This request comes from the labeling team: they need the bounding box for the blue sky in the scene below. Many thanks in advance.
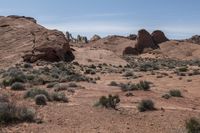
[0,0,200,39]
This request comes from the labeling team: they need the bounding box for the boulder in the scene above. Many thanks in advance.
[123,47,138,55]
[186,35,200,45]
[90,35,101,42]
[0,16,74,63]
[77,35,88,43]
[135,29,158,53]
[151,30,169,45]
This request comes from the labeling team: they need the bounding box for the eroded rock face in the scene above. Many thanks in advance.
[151,30,169,45]
[0,15,74,63]
[127,34,137,40]
[186,35,200,45]
[135,29,158,53]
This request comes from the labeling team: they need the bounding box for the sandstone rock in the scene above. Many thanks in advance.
[7,15,37,23]
[127,34,137,40]
[90,35,101,42]
[135,29,158,53]
[186,35,200,45]
[123,47,138,55]
[151,30,169,45]
[0,16,74,63]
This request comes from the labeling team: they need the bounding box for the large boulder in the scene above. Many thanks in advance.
[151,30,169,45]
[123,47,138,55]
[0,15,74,64]
[186,35,200,45]
[135,29,158,53]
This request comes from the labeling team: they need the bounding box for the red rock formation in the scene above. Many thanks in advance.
[151,30,169,45]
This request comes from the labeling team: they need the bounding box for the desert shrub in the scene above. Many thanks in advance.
[23,63,32,68]
[123,71,134,77]
[51,92,68,102]
[178,66,188,72]
[119,82,138,92]
[139,62,159,72]
[0,102,35,123]
[109,81,118,86]
[2,68,26,86]
[0,94,9,103]
[162,94,171,99]
[186,117,200,133]
[35,94,47,105]
[85,68,96,75]
[137,99,155,112]
[68,82,78,88]
[11,82,25,91]
[24,88,50,100]
[54,84,68,91]
[95,95,120,109]
[137,81,150,91]
[169,89,182,97]
[46,82,58,88]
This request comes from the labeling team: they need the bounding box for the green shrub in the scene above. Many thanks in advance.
[85,68,96,75]
[0,102,35,123]
[46,82,58,88]
[169,89,182,97]
[123,71,134,77]
[35,94,47,105]
[186,117,200,133]
[11,82,25,91]
[68,82,78,88]
[119,83,138,91]
[24,88,50,100]
[95,95,120,109]
[51,92,68,102]
[137,99,155,112]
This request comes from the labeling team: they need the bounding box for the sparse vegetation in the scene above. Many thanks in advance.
[137,99,155,112]
[169,89,182,97]
[186,117,200,133]
[24,88,50,100]
[35,94,47,105]
[51,92,68,102]
[0,102,35,123]
[109,81,118,86]
[11,82,25,91]
[95,95,120,109]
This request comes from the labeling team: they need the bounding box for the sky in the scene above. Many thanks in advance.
[0,0,200,39]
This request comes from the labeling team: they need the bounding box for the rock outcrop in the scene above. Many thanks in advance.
[135,29,158,53]
[127,34,137,40]
[90,35,101,42]
[123,47,138,55]
[151,30,169,45]
[0,15,74,63]
[186,35,200,45]
[77,35,88,43]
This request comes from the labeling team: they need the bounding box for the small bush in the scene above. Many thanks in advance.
[24,88,50,100]
[137,81,150,91]
[119,83,138,92]
[51,92,68,103]
[186,117,200,133]
[11,82,25,91]
[95,95,120,109]
[68,82,78,88]
[162,94,171,99]
[137,99,155,112]
[123,71,134,77]
[35,94,47,105]
[46,82,58,88]
[169,89,182,97]
[109,81,118,86]
[0,102,35,123]
[178,66,188,72]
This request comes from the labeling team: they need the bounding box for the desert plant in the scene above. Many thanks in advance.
[46,82,58,88]
[169,89,182,97]
[51,92,68,102]
[11,82,25,91]
[186,117,200,133]
[119,82,138,91]
[24,88,50,100]
[162,94,171,99]
[95,95,120,109]
[35,94,47,105]
[137,99,155,112]
[68,82,78,88]
[137,81,150,91]
[178,66,188,72]
[0,102,35,123]
[109,81,118,86]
